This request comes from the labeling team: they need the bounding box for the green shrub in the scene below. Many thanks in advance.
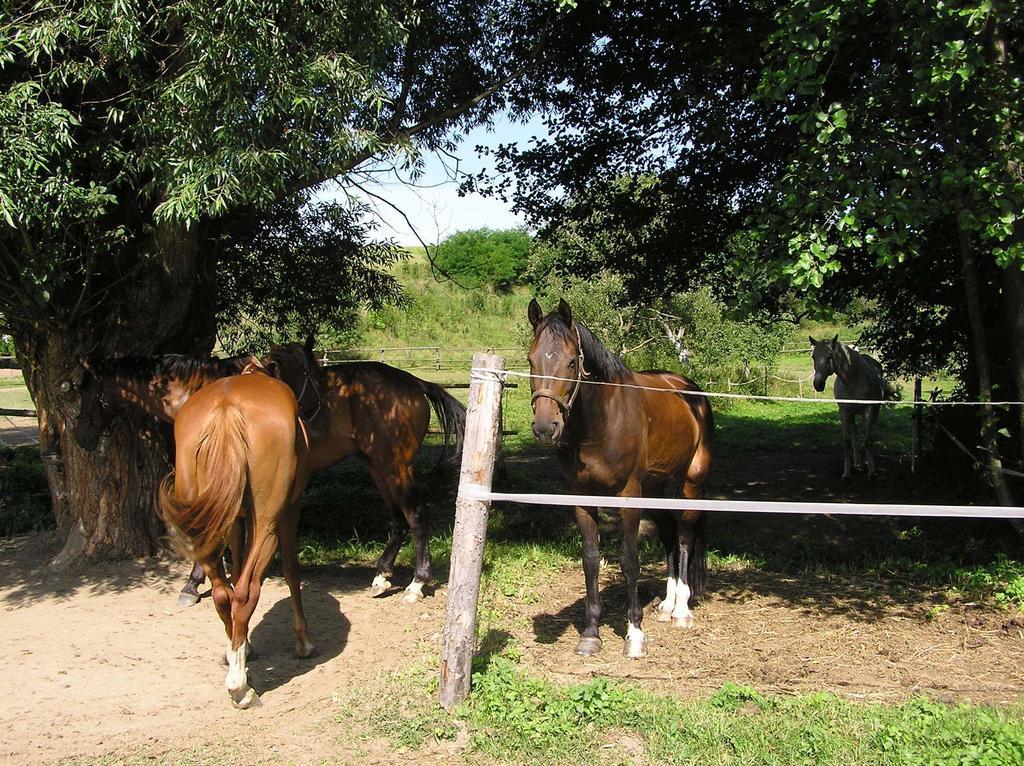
[432,228,532,291]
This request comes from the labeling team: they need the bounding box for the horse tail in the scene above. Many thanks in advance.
[688,512,708,602]
[417,379,467,470]
[160,401,250,562]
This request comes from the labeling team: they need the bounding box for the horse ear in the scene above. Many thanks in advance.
[831,334,839,347]
[557,298,572,323]
[303,332,315,356]
[528,298,544,328]
[808,335,817,346]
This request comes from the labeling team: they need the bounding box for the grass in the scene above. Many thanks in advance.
[335,653,1024,766]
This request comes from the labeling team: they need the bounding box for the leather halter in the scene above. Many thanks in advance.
[293,356,324,422]
[530,323,589,418]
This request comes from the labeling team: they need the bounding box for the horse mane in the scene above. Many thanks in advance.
[162,354,251,380]
[540,315,632,382]
[94,354,250,382]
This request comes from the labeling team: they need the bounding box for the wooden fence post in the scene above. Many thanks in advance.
[439,352,505,711]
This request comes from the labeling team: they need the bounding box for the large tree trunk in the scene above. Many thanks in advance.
[1002,265,1024,462]
[13,223,217,566]
[957,212,1017,508]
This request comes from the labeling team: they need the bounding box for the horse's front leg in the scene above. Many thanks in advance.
[619,507,647,658]
[840,409,854,480]
[574,505,603,656]
[863,404,879,478]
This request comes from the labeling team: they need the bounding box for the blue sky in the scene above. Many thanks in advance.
[318,114,547,246]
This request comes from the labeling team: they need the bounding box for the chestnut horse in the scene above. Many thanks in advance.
[527,299,713,658]
[265,343,466,602]
[160,372,311,708]
[72,353,258,605]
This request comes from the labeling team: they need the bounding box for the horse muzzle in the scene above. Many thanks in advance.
[531,416,563,446]
[812,375,826,393]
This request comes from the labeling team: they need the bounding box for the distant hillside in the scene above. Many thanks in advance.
[351,249,532,360]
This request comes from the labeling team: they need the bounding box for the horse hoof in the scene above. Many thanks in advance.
[671,615,694,629]
[655,608,673,623]
[400,588,425,604]
[176,592,200,608]
[231,686,260,710]
[369,575,392,597]
[295,640,316,659]
[622,638,648,659]
[574,637,603,656]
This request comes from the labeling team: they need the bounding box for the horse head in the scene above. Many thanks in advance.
[808,334,840,392]
[263,339,325,422]
[527,298,587,446]
[72,356,115,451]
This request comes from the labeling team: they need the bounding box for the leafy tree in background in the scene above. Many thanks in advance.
[485,0,1024,499]
[755,0,1024,499]
[479,0,793,303]
[433,227,532,291]
[0,0,555,562]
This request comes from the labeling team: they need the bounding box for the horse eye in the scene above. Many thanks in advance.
[568,358,577,369]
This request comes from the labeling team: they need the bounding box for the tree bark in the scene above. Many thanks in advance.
[956,212,1017,507]
[13,222,217,565]
[990,11,1024,465]
[1002,265,1024,462]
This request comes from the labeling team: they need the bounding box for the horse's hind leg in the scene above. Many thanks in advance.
[375,462,430,604]
[226,526,279,709]
[370,505,408,597]
[279,501,315,658]
[650,511,678,623]
[201,557,233,640]
[619,506,648,658]
[671,449,710,629]
[177,561,206,608]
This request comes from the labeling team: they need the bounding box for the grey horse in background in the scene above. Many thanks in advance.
[809,335,895,479]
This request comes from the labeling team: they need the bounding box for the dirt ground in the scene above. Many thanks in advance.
[2,447,1023,765]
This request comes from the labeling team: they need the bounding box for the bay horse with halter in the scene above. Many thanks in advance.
[160,370,312,708]
[265,343,466,602]
[809,335,894,479]
[528,299,713,658]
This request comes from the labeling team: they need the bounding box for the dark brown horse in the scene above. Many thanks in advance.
[527,299,713,658]
[265,342,466,602]
[160,371,311,708]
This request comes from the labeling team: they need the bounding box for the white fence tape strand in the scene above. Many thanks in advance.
[459,485,1024,519]
[473,368,1024,408]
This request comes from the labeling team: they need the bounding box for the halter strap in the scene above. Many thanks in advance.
[531,323,589,418]
[294,354,324,422]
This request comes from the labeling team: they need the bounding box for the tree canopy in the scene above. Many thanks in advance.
[0,0,559,560]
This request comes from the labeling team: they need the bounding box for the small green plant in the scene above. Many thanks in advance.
[953,555,1024,611]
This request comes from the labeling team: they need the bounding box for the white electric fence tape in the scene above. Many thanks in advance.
[459,485,1024,519]
[470,367,1024,408]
